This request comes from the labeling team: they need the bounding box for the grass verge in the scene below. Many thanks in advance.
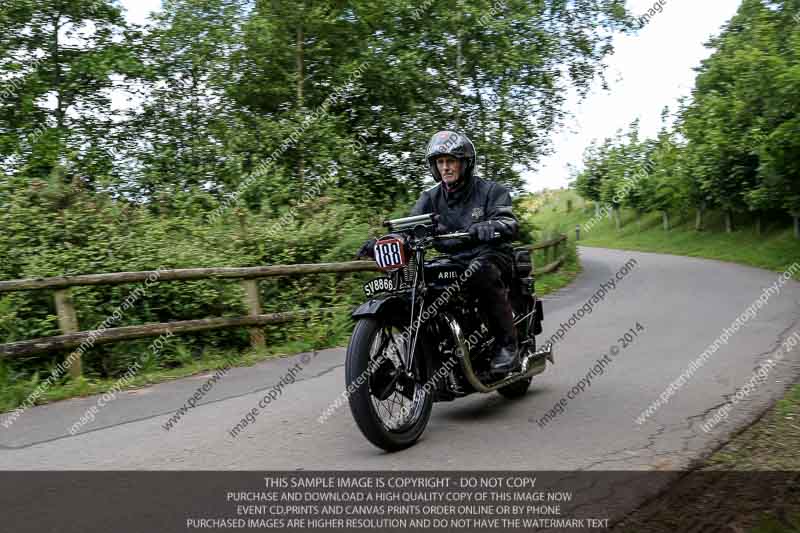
[613,383,800,532]
[524,190,800,279]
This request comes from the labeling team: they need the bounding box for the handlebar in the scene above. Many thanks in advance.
[435,231,501,240]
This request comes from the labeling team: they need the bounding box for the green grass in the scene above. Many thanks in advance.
[0,343,312,414]
[533,238,581,296]
[524,191,800,279]
[750,515,800,533]
[704,383,800,471]
[690,383,800,531]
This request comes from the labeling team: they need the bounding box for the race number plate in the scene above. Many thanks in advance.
[363,277,397,298]
[373,238,407,271]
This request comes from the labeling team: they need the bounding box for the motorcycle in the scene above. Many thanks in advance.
[346,213,554,451]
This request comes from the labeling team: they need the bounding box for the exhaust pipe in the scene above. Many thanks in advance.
[443,314,554,394]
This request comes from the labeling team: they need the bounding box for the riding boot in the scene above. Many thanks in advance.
[484,286,519,374]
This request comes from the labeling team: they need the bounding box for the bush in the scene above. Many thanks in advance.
[0,181,382,388]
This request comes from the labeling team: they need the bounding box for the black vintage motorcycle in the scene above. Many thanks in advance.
[346,213,554,451]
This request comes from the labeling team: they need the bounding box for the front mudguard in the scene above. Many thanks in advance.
[351,295,409,321]
[351,295,433,382]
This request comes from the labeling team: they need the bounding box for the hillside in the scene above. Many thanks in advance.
[523,189,800,279]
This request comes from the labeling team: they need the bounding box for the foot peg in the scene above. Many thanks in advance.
[533,342,554,364]
[490,345,520,375]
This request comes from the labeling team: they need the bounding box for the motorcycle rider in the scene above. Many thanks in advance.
[358,131,520,374]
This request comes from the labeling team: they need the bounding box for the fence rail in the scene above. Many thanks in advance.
[0,235,569,373]
[0,262,381,293]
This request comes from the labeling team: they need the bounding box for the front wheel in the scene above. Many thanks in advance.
[346,318,433,452]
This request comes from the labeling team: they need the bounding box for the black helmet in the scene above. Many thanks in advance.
[425,131,477,183]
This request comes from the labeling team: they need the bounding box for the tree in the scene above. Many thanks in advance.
[0,0,138,187]
[681,0,790,233]
[640,108,686,230]
[121,0,247,206]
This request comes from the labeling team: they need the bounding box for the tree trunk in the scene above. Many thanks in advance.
[295,21,305,187]
[695,201,705,231]
[613,206,621,231]
[190,66,199,181]
[237,211,249,244]
[725,210,733,233]
[755,214,762,236]
[472,71,489,172]
[497,81,508,177]
[794,214,799,240]
[52,11,65,168]
[662,211,670,231]
[455,27,463,129]
[595,203,600,217]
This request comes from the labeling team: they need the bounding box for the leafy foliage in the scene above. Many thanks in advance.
[573,0,800,229]
[0,0,630,394]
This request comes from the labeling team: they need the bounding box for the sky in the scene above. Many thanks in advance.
[522,0,743,192]
[118,0,743,193]
[120,0,162,25]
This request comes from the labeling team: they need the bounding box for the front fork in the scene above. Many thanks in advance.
[403,248,427,375]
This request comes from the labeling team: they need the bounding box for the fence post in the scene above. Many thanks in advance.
[54,289,81,378]
[546,234,553,264]
[241,280,267,351]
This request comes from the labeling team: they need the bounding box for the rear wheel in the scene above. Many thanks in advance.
[346,318,433,452]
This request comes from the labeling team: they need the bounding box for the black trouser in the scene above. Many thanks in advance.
[463,253,516,348]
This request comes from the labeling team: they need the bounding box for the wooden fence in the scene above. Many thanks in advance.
[0,235,568,377]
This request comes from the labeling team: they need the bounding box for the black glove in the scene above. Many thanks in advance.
[469,221,500,242]
[356,238,377,259]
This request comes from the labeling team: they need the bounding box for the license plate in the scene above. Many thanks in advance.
[363,277,397,298]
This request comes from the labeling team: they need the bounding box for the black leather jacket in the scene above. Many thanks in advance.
[410,175,519,261]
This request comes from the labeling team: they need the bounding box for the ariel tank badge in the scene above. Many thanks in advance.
[471,207,484,221]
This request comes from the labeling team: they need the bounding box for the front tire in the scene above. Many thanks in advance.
[346,318,433,452]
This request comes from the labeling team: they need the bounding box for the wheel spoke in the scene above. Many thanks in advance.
[366,322,428,432]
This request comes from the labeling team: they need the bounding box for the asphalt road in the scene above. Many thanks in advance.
[2,246,799,471]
